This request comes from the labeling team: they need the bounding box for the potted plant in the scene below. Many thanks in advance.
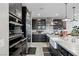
[71,26,79,36]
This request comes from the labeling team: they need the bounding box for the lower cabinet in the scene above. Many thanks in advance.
[21,40,27,55]
[57,44,68,56]
[57,44,73,56]
[49,43,73,56]
[32,34,49,42]
[9,39,27,56]
[49,43,63,56]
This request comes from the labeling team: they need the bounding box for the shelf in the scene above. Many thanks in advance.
[9,4,24,56]
[9,12,22,21]
[9,31,24,36]
[15,42,23,48]
[21,37,27,42]
[9,39,22,48]
[9,38,27,48]
[9,15,22,24]
[9,47,18,55]
[9,21,22,26]
[10,47,22,56]
[9,34,23,40]
[9,14,17,20]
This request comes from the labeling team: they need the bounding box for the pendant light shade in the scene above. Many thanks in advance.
[63,3,69,21]
[51,19,53,25]
[73,7,75,21]
[71,6,78,21]
[65,3,67,19]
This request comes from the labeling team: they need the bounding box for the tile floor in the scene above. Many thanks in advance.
[26,42,49,56]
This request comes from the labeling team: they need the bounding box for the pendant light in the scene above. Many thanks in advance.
[51,19,53,25]
[63,3,69,21]
[71,6,78,21]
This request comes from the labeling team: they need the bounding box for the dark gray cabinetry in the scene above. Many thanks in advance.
[49,43,62,56]
[32,19,37,29]
[53,19,66,30]
[9,3,27,56]
[57,44,68,56]
[9,3,16,15]
[32,34,39,42]
[9,3,22,19]
[16,4,22,19]
[21,39,27,55]
[22,6,32,54]
[32,19,46,30]
[57,44,73,56]
[49,43,73,56]
[32,34,48,42]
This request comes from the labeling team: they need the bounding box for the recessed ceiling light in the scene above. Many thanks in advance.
[55,13,59,16]
[40,8,44,10]
[37,13,40,16]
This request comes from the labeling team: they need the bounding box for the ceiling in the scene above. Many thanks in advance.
[22,3,79,19]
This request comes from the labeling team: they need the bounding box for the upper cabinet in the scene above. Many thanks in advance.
[32,19,37,29]
[32,19,46,30]
[53,19,66,30]
[9,3,22,19]
[16,3,22,19]
[9,3,16,15]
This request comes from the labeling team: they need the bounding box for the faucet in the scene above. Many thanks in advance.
[71,38,76,43]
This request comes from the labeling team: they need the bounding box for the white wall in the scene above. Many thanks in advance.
[0,3,9,56]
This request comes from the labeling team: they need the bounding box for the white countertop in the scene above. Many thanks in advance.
[57,40,79,56]
[47,34,79,56]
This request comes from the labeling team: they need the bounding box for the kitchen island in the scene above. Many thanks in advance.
[47,34,79,56]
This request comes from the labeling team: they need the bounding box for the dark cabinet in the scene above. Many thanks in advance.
[32,19,46,30]
[21,40,27,55]
[49,43,73,56]
[32,34,40,42]
[49,43,62,56]
[53,19,66,30]
[32,34,38,42]
[9,3,28,56]
[32,34,48,42]
[57,44,73,56]
[9,3,16,15]
[32,19,37,29]
[22,6,32,54]
[9,3,22,19]
[57,44,68,56]
[16,3,22,19]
